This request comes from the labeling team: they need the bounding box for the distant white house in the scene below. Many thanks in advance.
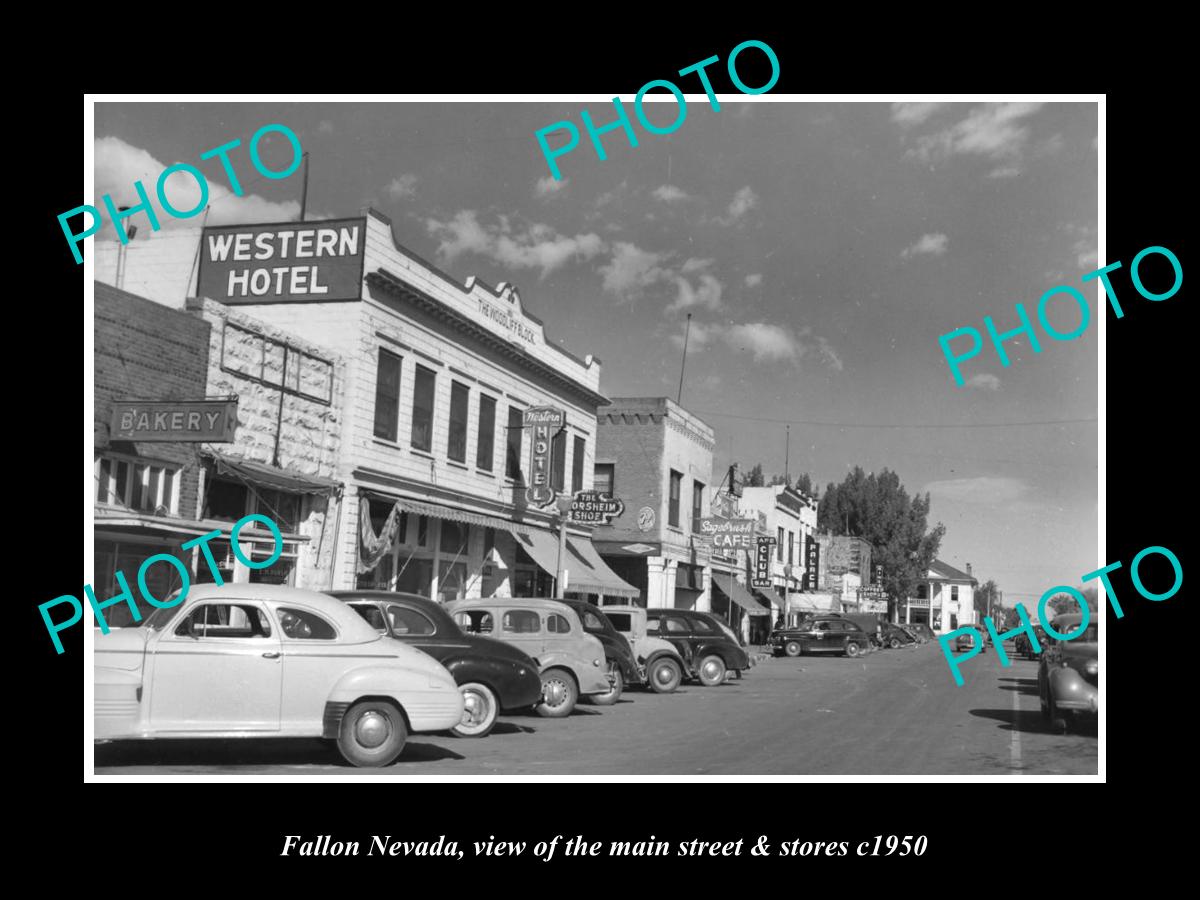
[902,560,978,635]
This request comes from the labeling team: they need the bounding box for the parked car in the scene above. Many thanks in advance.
[880,623,917,649]
[557,599,640,705]
[645,608,751,685]
[907,623,937,642]
[897,625,927,644]
[1014,625,1049,660]
[771,617,870,658]
[1037,614,1098,733]
[329,590,543,738]
[955,629,988,653]
[690,610,756,673]
[598,604,688,693]
[94,583,464,767]
[446,597,611,718]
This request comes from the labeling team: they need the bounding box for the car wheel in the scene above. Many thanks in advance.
[845,641,861,658]
[336,699,407,767]
[697,654,727,686]
[537,668,578,718]
[451,682,498,739]
[889,637,901,650]
[648,657,682,693]
[784,640,802,658]
[588,665,624,706]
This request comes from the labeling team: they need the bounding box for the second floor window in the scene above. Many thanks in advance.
[593,463,614,495]
[373,348,402,441]
[668,470,682,527]
[477,395,496,471]
[97,456,181,515]
[788,530,795,565]
[777,526,784,561]
[692,480,704,531]
[551,430,566,493]
[572,435,585,493]
[447,381,469,463]
[505,406,524,480]
[411,365,436,452]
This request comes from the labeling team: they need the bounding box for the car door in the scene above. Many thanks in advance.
[148,601,282,733]
[277,603,370,732]
[805,621,831,652]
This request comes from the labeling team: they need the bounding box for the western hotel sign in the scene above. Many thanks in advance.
[198,216,367,304]
[110,399,238,442]
[524,406,565,508]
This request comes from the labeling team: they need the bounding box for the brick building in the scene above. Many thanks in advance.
[591,398,731,611]
[93,281,212,623]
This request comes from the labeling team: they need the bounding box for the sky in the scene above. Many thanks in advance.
[94,99,1099,608]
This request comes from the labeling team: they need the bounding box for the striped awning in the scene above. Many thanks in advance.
[566,537,640,598]
[712,575,772,615]
[391,496,524,533]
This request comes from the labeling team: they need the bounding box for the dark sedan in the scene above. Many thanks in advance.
[329,590,543,738]
[1014,625,1049,660]
[880,623,917,649]
[646,609,751,685]
[771,618,869,658]
[1038,613,1098,733]
[559,598,639,705]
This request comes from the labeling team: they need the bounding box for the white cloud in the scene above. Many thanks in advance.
[594,180,628,208]
[988,165,1021,179]
[963,373,1001,391]
[745,273,763,287]
[669,320,716,350]
[890,102,947,127]
[426,210,603,279]
[652,184,689,203]
[535,175,567,197]
[386,173,418,200]
[727,186,758,220]
[94,135,300,236]
[900,233,949,259]
[725,322,801,363]
[908,103,1044,164]
[599,241,671,295]
[681,257,713,273]
[925,476,1029,505]
[317,120,334,134]
[814,334,844,372]
[666,274,723,315]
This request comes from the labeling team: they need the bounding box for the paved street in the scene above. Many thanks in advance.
[94,642,1097,776]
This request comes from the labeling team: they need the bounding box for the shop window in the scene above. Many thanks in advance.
[777,526,784,561]
[505,406,524,480]
[192,538,234,585]
[571,435,586,494]
[356,553,394,591]
[477,395,496,471]
[668,470,682,527]
[373,348,402,441]
[277,607,337,640]
[448,381,469,463]
[483,527,496,560]
[593,463,614,496]
[396,558,434,597]
[254,488,301,534]
[205,477,249,521]
[438,560,467,604]
[417,515,429,547]
[410,365,436,452]
[440,520,468,558]
[692,480,704,532]
[96,456,181,515]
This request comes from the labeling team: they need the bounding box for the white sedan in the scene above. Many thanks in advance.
[94,583,464,767]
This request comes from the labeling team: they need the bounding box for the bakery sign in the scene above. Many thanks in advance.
[110,399,238,442]
[698,517,756,551]
[568,491,624,525]
[524,406,565,507]
[753,536,777,588]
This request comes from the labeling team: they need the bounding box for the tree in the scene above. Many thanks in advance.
[746,463,764,487]
[768,472,789,486]
[975,579,1000,619]
[1047,585,1098,617]
[792,472,816,497]
[815,467,946,620]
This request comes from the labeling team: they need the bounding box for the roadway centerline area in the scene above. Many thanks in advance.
[94,643,1097,776]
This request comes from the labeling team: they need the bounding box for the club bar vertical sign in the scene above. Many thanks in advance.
[524,406,565,508]
[753,536,776,588]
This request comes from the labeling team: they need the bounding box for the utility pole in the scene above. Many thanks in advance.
[299,152,311,221]
[676,313,692,405]
[784,425,790,485]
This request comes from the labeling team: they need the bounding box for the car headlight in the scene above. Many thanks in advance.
[1085,659,1098,676]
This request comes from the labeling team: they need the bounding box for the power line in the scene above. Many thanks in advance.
[691,410,1098,430]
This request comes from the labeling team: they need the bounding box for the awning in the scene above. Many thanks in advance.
[207,449,340,496]
[711,575,772,615]
[566,537,640,598]
[513,528,562,581]
[389,495,524,533]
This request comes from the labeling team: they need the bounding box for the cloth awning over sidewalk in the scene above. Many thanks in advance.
[566,537,640,598]
[207,449,340,496]
[712,574,771,615]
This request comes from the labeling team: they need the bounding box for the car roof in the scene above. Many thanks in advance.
[447,596,576,613]
[180,583,380,642]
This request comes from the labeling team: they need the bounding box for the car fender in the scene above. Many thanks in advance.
[1047,664,1092,701]
[94,667,144,739]
[442,655,542,710]
[327,663,457,706]
[695,641,743,670]
[537,651,609,695]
